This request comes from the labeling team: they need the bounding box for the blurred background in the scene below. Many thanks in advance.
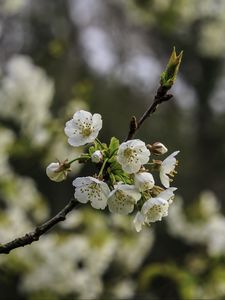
[0,0,225,299]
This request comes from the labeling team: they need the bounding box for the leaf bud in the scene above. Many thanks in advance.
[160,47,183,88]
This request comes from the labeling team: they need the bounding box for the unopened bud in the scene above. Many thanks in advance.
[91,150,103,163]
[148,142,168,155]
[46,160,70,182]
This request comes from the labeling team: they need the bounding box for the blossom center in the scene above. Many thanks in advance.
[124,148,137,161]
[84,183,101,199]
[81,126,92,137]
[115,190,134,205]
[115,190,126,201]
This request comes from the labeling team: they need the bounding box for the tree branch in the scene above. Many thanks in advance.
[125,85,173,141]
[0,199,79,254]
[0,82,173,255]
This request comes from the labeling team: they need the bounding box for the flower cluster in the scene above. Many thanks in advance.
[46,110,179,231]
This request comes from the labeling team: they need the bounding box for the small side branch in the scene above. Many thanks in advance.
[0,199,79,254]
[125,85,173,141]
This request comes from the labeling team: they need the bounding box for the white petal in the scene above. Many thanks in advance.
[116,184,141,202]
[74,187,89,204]
[159,172,170,188]
[133,212,145,232]
[92,113,103,131]
[85,131,100,143]
[108,198,134,215]
[64,119,76,136]
[158,187,177,201]
[162,151,180,172]
[89,180,110,210]
[134,172,155,192]
[72,176,92,187]
[120,162,142,174]
[107,188,137,215]
[68,136,85,147]
[73,110,92,123]
[91,196,109,209]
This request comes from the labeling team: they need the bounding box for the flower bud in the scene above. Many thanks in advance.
[91,150,103,163]
[46,161,69,182]
[148,142,168,155]
[134,172,155,192]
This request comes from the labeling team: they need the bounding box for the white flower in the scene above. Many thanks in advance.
[73,176,110,209]
[133,187,177,232]
[46,162,68,182]
[134,172,155,192]
[108,184,141,215]
[64,110,102,147]
[117,139,150,174]
[91,150,103,163]
[159,151,179,188]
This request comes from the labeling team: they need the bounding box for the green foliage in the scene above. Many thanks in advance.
[108,137,120,158]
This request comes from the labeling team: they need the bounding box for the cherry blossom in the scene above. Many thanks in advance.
[134,172,155,192]
[117,139,150,174]
[108,184,141,215]
[73,176,110,210]
[64,110,102,147]
[133,188,177,232]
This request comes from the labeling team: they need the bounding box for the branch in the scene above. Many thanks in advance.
[0,199,79,254]
[125,85,173,141]
[0,56,179,254]
[0,86,172,255]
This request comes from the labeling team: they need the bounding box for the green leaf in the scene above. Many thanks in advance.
[108,137,120,156]
[110,160,122,172]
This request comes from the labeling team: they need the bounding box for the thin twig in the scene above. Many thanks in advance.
[125,85,173,141]
[0,199,79,254]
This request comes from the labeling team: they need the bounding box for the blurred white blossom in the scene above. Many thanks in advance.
[167,192,225,256]
[0,55,54,145]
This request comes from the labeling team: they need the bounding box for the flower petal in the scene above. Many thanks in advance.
[133,212,145,232]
